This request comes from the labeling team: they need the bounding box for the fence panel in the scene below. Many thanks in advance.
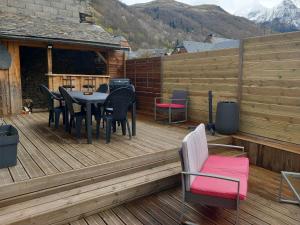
[162,49,240,123]
[126,57,162,116]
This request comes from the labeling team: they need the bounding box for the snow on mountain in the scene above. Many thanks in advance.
[237,0,300,31]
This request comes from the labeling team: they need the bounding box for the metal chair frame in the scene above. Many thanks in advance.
[179,143,245,225]
[154,97,188,124]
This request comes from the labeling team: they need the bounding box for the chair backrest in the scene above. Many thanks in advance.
[181,123,209,191]
[172,90,188,105]
[104,87,135,121]
[97,83,109,93]
[39,84,55,110]
[59,86,76,116]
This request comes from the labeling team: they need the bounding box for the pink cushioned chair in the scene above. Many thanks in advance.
[154,90,188,124]
[179,124,249,225]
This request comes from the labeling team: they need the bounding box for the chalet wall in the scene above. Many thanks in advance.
[108,50,126,79]
[162,49,240,123]
[0,41,22,116]
[126,57,162,116]
[240,32,300,145]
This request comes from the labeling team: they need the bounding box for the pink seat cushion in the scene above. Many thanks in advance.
[156,103,185,109]
[190,156,249,200]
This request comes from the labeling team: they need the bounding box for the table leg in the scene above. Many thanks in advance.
[64,106,69,132]
[86,103,92,144]
[132,102,136,136]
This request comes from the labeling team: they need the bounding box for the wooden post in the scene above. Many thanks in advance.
[123,50,126,78]
[47,45,53,74]
[237,40,244,106]
[47,45,53,90]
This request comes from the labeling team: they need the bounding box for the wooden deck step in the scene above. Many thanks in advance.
[0,148,179,207]
[0,162,181,225]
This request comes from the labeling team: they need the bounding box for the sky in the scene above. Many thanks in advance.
[119,0,283,14]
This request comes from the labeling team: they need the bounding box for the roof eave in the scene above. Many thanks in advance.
[0,33,130,51]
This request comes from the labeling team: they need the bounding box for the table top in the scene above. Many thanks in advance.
[54,91,108,104]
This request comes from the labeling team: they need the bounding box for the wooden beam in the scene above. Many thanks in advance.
[96,52,107,64]
[47,45,53,74]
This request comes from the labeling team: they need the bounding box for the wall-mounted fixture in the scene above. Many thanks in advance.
[0,44,12,70]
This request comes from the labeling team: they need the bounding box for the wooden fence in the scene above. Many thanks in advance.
[162,48,239,122]
[126,57,162,116]
[240,32,300,145]
[127,32,300,145]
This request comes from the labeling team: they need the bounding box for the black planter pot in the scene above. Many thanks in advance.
[0,125,19,168]
[215,101,239,135]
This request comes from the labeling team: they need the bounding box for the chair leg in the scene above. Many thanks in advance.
[55,111,60,129]
[106,118,112,143]
[75,117,83,140]
[48,111,52,127]
[112,120,116,133]
[235,207,240,225]
[96,119,100,139]
[126,119,131,140]
[62,110,65,125]
[69,117,74,134]
[121,121,126,135]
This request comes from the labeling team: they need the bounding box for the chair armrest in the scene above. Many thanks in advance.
[208,144,244,152]
[181,171,240,183]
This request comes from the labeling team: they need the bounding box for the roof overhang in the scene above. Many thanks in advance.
[0,33,130,51]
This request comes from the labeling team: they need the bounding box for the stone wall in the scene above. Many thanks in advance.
[0,0,90,23]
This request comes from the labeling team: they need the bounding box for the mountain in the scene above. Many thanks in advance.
[91,0,267,49]
[237,0,300,32]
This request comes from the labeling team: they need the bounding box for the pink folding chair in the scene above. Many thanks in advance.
[179,124,249,224]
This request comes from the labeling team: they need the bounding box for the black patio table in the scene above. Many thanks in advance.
[55,91,136,144]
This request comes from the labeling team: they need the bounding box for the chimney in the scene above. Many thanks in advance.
[204,34,213,43]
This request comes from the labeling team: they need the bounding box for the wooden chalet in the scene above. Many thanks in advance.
[0,10,128,116]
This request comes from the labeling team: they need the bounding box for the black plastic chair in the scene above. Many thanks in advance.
[59,87,89,139]
[39,84,65,128]
[97,83,109,93]
[103,87,135,143]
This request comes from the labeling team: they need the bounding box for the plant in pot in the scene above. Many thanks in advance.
[0,118,19,168]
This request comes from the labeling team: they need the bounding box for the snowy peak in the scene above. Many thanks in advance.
[238,0,300,31]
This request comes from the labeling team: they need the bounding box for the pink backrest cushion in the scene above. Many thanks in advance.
[182,124,209,191]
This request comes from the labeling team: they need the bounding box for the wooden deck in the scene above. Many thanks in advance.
[0,113,230,203]
[0,112,227,185]
[65,165,300,225]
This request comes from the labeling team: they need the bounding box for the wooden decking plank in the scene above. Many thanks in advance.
[19,115,85,170]
[0,168,13,186]
[8,159,29,182]
[99,209,125,225]
[85,214,106,225]
[6,117,59,175]
[31,116,99,167]
[139,198,181,225]
[70,219,88,225]
[16,142,45,178]
[12,116,72,172]
[112,206,143,225]
[19,116,88,169]
[125,202,161,225]
[158,191,217,225]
